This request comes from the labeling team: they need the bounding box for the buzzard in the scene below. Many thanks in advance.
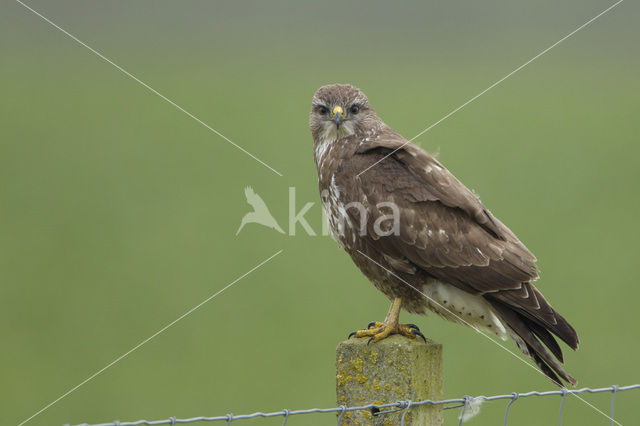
[309,84,578,386]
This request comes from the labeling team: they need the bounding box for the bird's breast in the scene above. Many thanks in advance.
[320,172,361,250]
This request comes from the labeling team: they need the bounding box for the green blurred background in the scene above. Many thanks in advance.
[1,1,638,424]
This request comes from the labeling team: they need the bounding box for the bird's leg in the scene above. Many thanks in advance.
[348,297,426,344]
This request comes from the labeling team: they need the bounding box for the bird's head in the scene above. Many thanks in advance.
[309,84,378,143]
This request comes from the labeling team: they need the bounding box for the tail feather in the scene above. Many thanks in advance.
[527,285,580,350]
[529,344,564,387]
[494,283,579,350]
[489,299,577,386]
[522,315,564,363]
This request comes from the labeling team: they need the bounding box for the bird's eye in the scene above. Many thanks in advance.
[350,105,360,114]
[318,106,329,115]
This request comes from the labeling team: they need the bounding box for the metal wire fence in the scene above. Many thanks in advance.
[69,384,638,426]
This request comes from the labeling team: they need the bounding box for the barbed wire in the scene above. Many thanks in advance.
[68,384,638,426]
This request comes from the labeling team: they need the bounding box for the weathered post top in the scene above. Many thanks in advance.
[336,335,443,425]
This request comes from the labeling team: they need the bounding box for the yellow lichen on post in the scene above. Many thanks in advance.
[336,335,443,425]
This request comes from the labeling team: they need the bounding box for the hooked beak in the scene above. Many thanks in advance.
[331,105,344,129]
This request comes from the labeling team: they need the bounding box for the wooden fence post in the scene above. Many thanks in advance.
[336,334,443,425]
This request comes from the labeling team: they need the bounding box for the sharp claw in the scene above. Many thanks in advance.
[411,329,427,342]
[367,322,377,329]
[367,336,375,345]
[406,323,420,330]
[348,331,357,339]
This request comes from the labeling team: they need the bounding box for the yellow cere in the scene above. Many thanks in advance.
[332,105,344,116]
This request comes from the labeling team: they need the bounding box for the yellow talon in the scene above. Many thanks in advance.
[347,298,426,343]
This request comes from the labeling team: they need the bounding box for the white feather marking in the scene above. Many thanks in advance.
[330,174,341,198]
[323,172,357,249]
[315,139,331,163]
[423,281,507,339]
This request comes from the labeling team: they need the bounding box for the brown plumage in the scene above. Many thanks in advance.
[310,83,579,386]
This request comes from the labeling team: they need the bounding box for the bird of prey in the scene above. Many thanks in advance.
[236,186,284,235]
[309,84,579,386]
